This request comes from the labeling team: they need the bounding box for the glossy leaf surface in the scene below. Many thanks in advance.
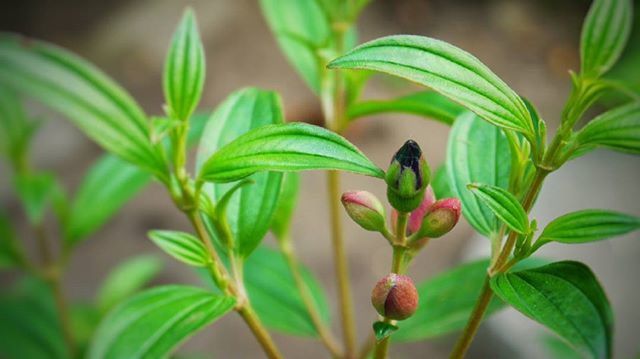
[469,183,529,234]
[148,230,209,267]
[538,209,640,245]
[576,102,640,155]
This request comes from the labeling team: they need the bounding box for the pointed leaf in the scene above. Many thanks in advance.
[0,34,166,179]
[539,209,640,245]
[468,183,529,234]
[89,286,235,359]
[446,112,512,236]
[328,35,534,136]
[576,102,640,155]
[163,8,205,120]
[148,230,209,267]
[491,261,613,359]
[13,172,62,225]
[581,0,633,77]
[373,321,398,341]
[198,122,384,183]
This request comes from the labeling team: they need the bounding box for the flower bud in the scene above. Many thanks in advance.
[385,140,430,213]
[392,186,436,235]
[418,198,461,238]
[341,191,386,232]
[371,273,419,321]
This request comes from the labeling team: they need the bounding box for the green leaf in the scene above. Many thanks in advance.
[195,88,285,257]
[491,261,612,359]
[89,285,235,359]
[244,246,331,337]
[576,102,640,155]
[96,255,163,313]
[65,154,151,245]
[148,230,209,267]
[373,321,398,341]
[431,164,453,199]
[468,183,529,234]
[163,8,205,121]
[580,0,633,78]
[0,34,166,179]
[396,259,505,341]
[541,333,584,359]
[446,112,512,236]
[347,91,465,125]
[259,0,331,93]
[13,172,63,225]
[270,172,300,240]
[0,277,68,359]
[0,88,38,165]
[198,122,384,183]
[0,211,22,269]
[538,209,640,246]
[328,35,534,137]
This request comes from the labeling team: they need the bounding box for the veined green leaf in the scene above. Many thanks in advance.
[259,0,330,93]
[538,209,640,246]
[244,246,331,337]
[96,255,163,313]
[163,8,205,121]
[347,91,465,125]
[198,122,384,183]
[580,0,633,78]
[0,34,166,179]
[396,259,505,341]
[89,286,235,359]
[576,102,640,155]
[270,172,300,240]
[195,88,285,257]
[328,35,534,136]
[148,230,209,267]
[468,183,529,234]
[446,112,511,236]
[491,261,612,359]
[65,155,151,245]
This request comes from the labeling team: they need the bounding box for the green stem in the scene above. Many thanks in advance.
[237,304,284,359]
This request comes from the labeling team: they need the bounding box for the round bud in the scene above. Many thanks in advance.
[371,273,419,321]
[419,198,461,237]
[341,191,386,232]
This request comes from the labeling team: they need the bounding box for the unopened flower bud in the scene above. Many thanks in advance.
[392,186,436,235]
[341,191,386,232]
[385,140,430,213]
[371,273,419,320]
[418,198,461,238]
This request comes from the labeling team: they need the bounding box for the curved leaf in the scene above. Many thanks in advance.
[328,35,534,136]
[576,102,640,155]
[446,112,512,236]
[491,261,612,359]
[198,122,384,182]
[468,183,529,235]
[163,8,205,120]
[581,0,633,77]
[148,230,209,267]
[196,88,285,257]
[0,34,165,179]
[89,286,235,359]
[539,209,640,245]
[347,91,465,125]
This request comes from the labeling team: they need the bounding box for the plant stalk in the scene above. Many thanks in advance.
[237,304,284,359]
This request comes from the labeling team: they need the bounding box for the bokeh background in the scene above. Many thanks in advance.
[1,0,639,358]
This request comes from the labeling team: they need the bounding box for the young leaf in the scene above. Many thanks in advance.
[65,154,151,245]
[396,259,505,341]
[0,88,38,166]
[328,35,534,137]
[195,88,285,257]
[580,0,633,78]
[538,209,640,246]
[244,246,331,337]
[468,183,529,234]
[446,112,512,236]
[373,321,398,342]
[13,172,63,225]
[148,230,209,267]
[89,286,235,359]
[576,102,640,155]
[0,34,166,179]
[96,255,163,313]
[198,122,384,183]
[491,261,612,359]
[347,91,465,125]
[270,172,300,240]
[163,8,205,121]
[259,0,331,93]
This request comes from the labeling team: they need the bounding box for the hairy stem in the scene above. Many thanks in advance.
[280,239,343,357]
